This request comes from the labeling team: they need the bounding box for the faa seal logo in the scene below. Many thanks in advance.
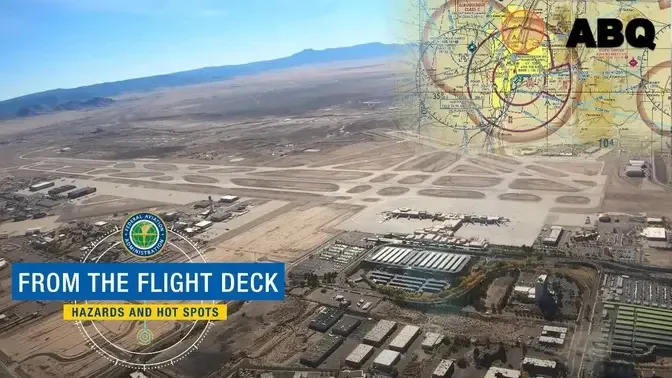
[122,212,167,258]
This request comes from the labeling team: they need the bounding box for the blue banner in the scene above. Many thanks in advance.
[12,262,285,301]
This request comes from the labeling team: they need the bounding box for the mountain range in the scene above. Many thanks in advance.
[0,42,404,119]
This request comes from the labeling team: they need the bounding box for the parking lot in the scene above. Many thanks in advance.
[601,274,672,307]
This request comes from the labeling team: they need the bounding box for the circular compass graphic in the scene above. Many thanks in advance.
[73,226,214,370]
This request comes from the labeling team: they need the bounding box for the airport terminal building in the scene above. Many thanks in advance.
[363,246,472,278]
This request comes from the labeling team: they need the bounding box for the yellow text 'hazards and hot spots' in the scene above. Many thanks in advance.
[63,304,227,321]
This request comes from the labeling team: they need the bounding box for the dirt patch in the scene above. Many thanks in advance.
[252,169,371,180]
[377,187,410,196]
[498,193,542,202]
[418,189,486,199]
[362,198,380,202]
[87,169,122,175]
[477,153,521,165]
[526,165,569,177]
[144,163,179,171]
[81,195,121,204]
[643,249,672,268]
[556,195,591,204]
[55,166,95,173]
[519,172,531,176]
[110,172,165,178]
[542,161,603,176]
[183,175,220,184]
[485,276,516,308]
[231,178,339,192]
[573,180,597,187]
[347,185,372,194]
[370,173,397,183]
[394,151,460,172]
[432,175,503,188]
[467,158,514,173]
[199,167,256,174]
[310,141,421,168]
[449,164,497,175]
[114,162,136,168]
[188,165,210,170]
[398,174,431,184]
[509,178,580,192]
[152,176,174,181]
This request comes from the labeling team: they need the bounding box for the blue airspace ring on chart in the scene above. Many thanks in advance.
[121,212,167,258]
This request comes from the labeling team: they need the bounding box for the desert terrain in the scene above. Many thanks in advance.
[0,57,671,378]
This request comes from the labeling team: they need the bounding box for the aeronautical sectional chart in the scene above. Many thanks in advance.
[11,212,285,369]
[404,0,672,152]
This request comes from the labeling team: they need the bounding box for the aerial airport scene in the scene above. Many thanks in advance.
[0,0,671,377]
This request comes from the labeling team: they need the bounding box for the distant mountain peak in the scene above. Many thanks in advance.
[0,42,403,119]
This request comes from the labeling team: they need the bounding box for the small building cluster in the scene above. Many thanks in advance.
[538,325,568,346]
[624,159,647,178]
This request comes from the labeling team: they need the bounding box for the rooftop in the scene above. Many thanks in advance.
[345,344,374,363]
[522,357,557,368]
[433,359,455,376]
[643,227,667,239]
[484,367,521,378]
[373,349,400,367]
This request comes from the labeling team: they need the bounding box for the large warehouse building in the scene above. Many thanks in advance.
[365,246,471,275]
[345,344,374,368]
[363,320,397,347]
[389,325,421,352]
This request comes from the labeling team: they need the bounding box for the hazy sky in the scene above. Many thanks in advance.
[0,0,396,100]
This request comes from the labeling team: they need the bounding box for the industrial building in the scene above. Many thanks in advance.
[363,320,397,347]
[193,200,211,209]
[432,359,455,378]
[630,160,647,167]
[610,303,672,355]
[625,165,645,177]
[29,181,55,192]
[332,315,361,336]
[388,325,420,352]
[67,187,96,199]
[539,325,567,346]
[211,211,232,222]
[219,195,239,203]
[344,344,374,368]
[366,246,471,275]
[309,306,344,332]
[367,271,449,293]
[643,227,667,241]
[373,349,400,371]
[47,184,75,196]
[422,332,444,350]
[194,220,213,230]
[647,217,665,226]
[484,367,521,378]
[522,357,557,375]
[543,226,563,246]
[299,334,343,367]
